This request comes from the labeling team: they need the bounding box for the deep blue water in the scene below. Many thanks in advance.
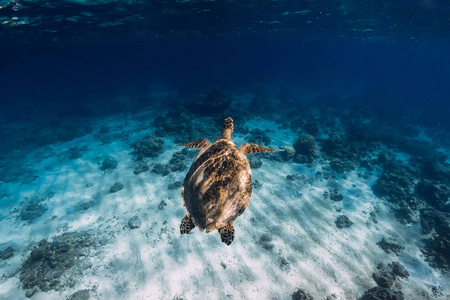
[2,35,450,128]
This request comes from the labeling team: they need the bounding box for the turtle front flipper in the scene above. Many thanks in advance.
[180,215,196,234]
[218,223,235,246]
[239,143,279,154]
[178,139,210,149]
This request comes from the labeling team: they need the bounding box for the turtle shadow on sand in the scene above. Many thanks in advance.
[178,117,279,245]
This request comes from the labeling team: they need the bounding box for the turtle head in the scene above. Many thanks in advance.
[221,117,234,140]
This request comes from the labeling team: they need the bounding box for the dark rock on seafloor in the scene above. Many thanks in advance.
[373,262,409,290]
[280,255,290,271]
[360,286,404,300]
[234,123,249,135]
[183,88,232,116]
[388,262,410,279]
[128,216,141,229]
[66,289,90,300]
[100,157,118,171]
[294,134,317,157]
[359,159,374,171]
[168,181,183,190]
[152,163,170,176]
[419,159,450,183]
[344,117,412,154]
[248,157,263,169]
[132,135,165,160]
[259,150,284,163]
[0,118,92,167]
[372,163,415,203]
[34,119,93,147]
[304,120,319,136]
[109,182,123,193]
[292,288,314,300]
[286,174,305,182]
[419,208,450,273]
[59,146,88,160]
[369,211,378,223]
[419,209,450,235]
[403,195,421,211]
[420,232,450,273]
[372,271,396,289]
[20,232,95,294]
[133,160,150,175]
[288,116,306,133]
[98,126,109,134]
[293,154,317,165]
[396,138,447,163]
[372,160,423,227]
[0,246,14,260]
[432,286,444,297]
[415,180,450,210]
[329,158,356,173]
[376,153,388,165]
[158,200,167,210]
[179,147,198,160]
[393,201,415,225]
[25,286,39,298]
[335,215,353,228]
[82,200,95,210]
[152,150,195,177]
[153,111,193,137]
[167,151,188,172]
[253,180,263,189]
[329,190,344,202]
[259,234,274,251]
[320,134,367,173]
[377,238,404,256]
[247,129,272,146]
[420,215,436,235]
[20,202,48,223]
[0,161,24,183]
[18,192,54,223]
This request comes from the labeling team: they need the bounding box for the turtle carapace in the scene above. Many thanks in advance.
[179,117,278,245]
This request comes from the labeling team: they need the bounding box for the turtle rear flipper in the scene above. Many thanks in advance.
[180,215,196,234]
[218,223,235,246]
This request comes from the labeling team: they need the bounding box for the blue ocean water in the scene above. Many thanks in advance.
[1,1,450,299]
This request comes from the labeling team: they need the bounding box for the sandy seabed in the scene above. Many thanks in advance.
[0,103,449,300]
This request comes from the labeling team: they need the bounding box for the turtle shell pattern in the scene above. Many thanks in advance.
[182,138,252,233]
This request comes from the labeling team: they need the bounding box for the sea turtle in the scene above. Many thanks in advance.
[179,117,278,245]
